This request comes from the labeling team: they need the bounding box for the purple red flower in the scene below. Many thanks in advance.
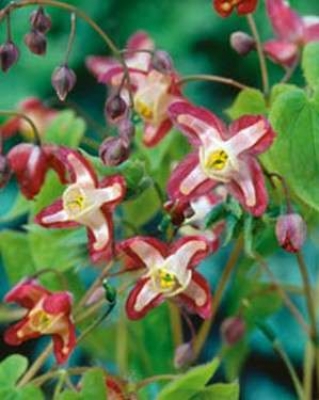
[275,213,307,253]
[167,101,275,216]
[86,31,183,147]
[35,148,126,262]
[118,236,213,320]
[264,0,319,67]
[4,279,76,364]
[213,0,258,18]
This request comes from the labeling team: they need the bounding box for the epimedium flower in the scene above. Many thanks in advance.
[35,148,126,263]
[118,236,213,320]
[213,0,258,18]
[86,31,183,147]
[264,0,319,68]
[167,101,275,216]
[4,279,76,364]
[0,97,57,140]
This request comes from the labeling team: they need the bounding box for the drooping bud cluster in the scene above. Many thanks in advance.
[24,7,51,56]
[230,31,255,56]
[99,136,130,167]
[221,316,246,346]
[0,41,19,72]
[275,213,306,253]
[105,94,128,125]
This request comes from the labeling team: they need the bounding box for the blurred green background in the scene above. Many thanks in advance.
[1,0,319,399]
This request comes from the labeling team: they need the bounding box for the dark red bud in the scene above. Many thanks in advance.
[151,50,173,74]
[0,41,19,72]
[174,342,193,368]
[0,155,11,188]
[230,31,255,56]
[118,118,135,145]
[51,64,77,101]
[275,213,306,253]
[99,137,130,167]
[24,30,47,55]
[105,94,128,124]
[30,7,52,33]
[221,316,246,346]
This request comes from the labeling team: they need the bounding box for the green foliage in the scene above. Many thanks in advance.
[0,355,43,400]
[190,382,239,400]
[44,110,86,147]
[226,88,267,120]
[302,42,319,89]
[57,369,107,400]
[156,358,220,400]
[266,88,319,213]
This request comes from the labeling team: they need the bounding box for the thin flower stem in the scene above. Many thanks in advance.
[295,252,319,392]
[30,367,91,387]
[303,341,314,400]
[168,302,183,348]
[254,253,310,336]
[177,74,250,91]
[0,110,41,144]
[17,343,53,387]
[31,268,68,291]
[267,172,292,213]
[64,12,76,64]
[246,14,269,96]
[6,11,11,41]
[257,322,304,400]
[192,235,243,360]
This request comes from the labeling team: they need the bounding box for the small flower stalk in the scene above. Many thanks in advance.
[275,213,307,253]
[4,279,76,364]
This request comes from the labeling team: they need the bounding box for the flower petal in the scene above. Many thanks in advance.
[265,0,304,42]
[237,0,258,15]
[263,40,299,67]
[168,236,210,277]
[168,101,226,146]
[4,318,41,345]
[228,115,275,156]
[177,271,212,319]
[227,157,268,216]
[303,17,319,42]
[7,143,49,199]
[35,199,78,228]
[143,118,172,147]
[83,208,112,253]
[118,237,167,270]
[4,279,50,309]
[97,174,126,208]
[126,277,164,320]
[51,318,76,364]
[168,153,216,201]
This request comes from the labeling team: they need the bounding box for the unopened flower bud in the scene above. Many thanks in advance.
[275,213,306,253]
[51,64,77,101]
[151,50,173,74]
[118,118,135,144]
[105,94,128,124]
[24,30,47,55]
[0,41,19,72]
[230,31,255,56]
[0,155,11,188]
[174,342,193,368]
[30,7,52,33]
[99,137,129,167]
[221,316,246,346]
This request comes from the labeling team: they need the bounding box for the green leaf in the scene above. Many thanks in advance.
[0,193,30,223]
[270,83,298,105]
[226,88,267,120]
[156,358,220,400]
[0,355,28,388]
[45,110,86,147]
[302,42,319,89]
[191,382,239,400]
[266,88,319,212]
[0,355,44,400]
[0,230,36,283]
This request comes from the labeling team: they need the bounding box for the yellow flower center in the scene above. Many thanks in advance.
[29,309,52,331]
[220,0,240,11]
[63,186,86,217]
[157,269,177,290]
[205,149,229,171]
[134,98,154,120]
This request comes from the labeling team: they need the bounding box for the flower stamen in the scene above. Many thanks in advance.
[205,149,229,170]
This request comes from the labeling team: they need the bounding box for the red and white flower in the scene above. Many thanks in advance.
[213,0,258,18]
[86,31,183,147]
[264,0,319,67]
[0,97,57,140]
[167,101,275,216]
[4,279,76,364]
[35,148,126,262]
[118,236,212,320]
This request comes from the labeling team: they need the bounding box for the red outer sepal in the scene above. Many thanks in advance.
[4,279,50,309]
